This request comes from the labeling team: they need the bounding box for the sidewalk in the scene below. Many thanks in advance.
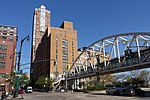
[89,90,106,95]
[6,95,24,100]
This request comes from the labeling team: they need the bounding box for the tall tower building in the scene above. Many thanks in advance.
[0,25,17,95]
[31,5,78,84]
[31,5,50,62]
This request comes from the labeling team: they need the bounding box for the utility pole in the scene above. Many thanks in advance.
[13,35,29,98]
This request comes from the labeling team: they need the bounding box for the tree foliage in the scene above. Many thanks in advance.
[113,70,150,87]
[5,71,16,87]
[35,76,55,89]
[19,73,29,86]
[5,71,29,88]
[137,70,150,86]
[85,74,114,91]
[100,74,114,84]
[35,76,45,88]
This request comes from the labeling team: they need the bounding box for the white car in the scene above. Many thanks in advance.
[26,86,33,93]
[106,84,123,95]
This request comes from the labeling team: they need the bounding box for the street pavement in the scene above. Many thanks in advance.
[6,91,150,100]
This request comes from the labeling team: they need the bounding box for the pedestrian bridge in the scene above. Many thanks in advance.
[67,32,150,80]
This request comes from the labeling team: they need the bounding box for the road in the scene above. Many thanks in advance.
[20,92,150,100]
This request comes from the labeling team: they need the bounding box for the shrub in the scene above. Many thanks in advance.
[87,83,105,91]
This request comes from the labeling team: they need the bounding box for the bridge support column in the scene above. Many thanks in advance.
[72,79,80,90]
[80,78,85,90]
[76,79,80,90]
[72,79,77,90]
[74,80,76,89]
[97,76,100,82]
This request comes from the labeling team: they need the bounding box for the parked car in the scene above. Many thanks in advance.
[18,89,24,94]
[25,86,33,93]
[122,85,144,96]
[106,84,144,96]
[106,84,123,95]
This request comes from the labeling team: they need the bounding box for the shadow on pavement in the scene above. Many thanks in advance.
[89,90,150,97]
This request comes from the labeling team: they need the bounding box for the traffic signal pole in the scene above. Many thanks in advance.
[13,35,29,98]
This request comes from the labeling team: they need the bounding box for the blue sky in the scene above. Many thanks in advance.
[1,0,150,73]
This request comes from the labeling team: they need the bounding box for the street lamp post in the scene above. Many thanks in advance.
[14,35,29,98]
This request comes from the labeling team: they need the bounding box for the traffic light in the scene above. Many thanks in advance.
[66,64,70,71]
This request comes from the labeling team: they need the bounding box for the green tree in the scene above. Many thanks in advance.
[117,70,149,87]
[19,73,29,86]
[84,75,113,91]
[137,70,150,87]
[5,71,29,93]
[35,76,55,90]
[5,71,16,88]
[35,76,45,89]
[100,74,114,85]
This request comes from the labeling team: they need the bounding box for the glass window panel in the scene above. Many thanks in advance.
[0,62,5,68]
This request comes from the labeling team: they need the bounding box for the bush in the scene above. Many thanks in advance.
[87,83,105,91]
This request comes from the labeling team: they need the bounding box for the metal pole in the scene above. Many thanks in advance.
[65,71,68,91]
[14,35,29,98]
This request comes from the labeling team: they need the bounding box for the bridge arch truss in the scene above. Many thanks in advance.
[68,32,150,80]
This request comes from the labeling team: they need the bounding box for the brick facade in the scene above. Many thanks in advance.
[0,25,17,95]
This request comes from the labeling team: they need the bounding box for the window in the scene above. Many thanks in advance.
[62,39,68,50]
[56,37,58,43]
[2,32,7,40]
[64,31,67,37]
[62,56,68,61]
[40,7,45,32]
[56,49,58,53]
[62,50,68,55]
[0,73,6,78]
[9,33,13,41]
[56,43,58,48]
[62,62,67,67]
[2,36,7,39]
[0,44,7,50]
[54,61,58,66]
[62,39,68,44]
[72,47,74,51]
[56,55,58,60]
[72,41,74,51]
[62,44,68,50]
[72,52,74,56]
[56,37,58,48]
[63,68,66,73]
[0,62,5,68]
[0,53,6,59]
[3,32,7,35]
[60,30,62,35]
[0,85,5,91]
[72,59,74,63]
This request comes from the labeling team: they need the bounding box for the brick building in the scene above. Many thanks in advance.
[0,25,17,95]
[30,5,78,84]
[31,5,50,63]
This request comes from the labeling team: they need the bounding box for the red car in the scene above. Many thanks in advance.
[18,89,24,94]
